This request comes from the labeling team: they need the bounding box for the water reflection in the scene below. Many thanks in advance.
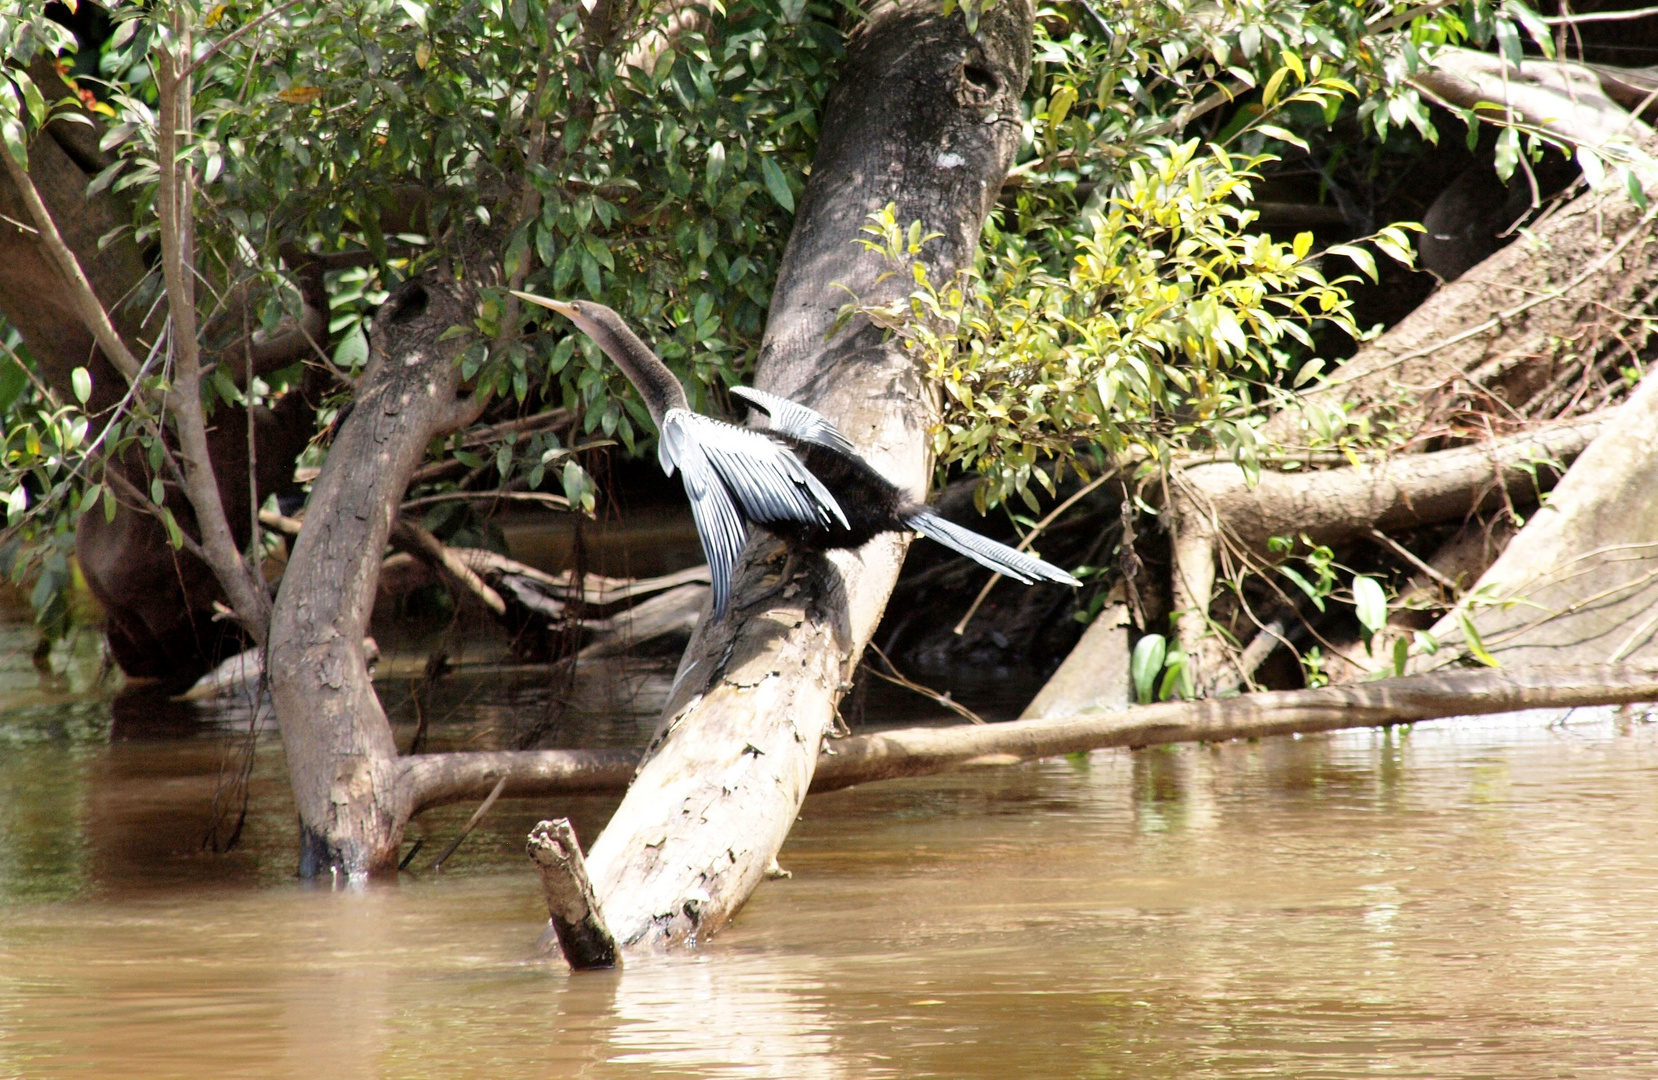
[3,599,1658,1076]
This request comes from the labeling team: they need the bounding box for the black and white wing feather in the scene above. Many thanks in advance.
[730,386,858,456]
[658,408,848,614]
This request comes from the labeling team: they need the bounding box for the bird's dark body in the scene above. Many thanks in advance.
[513,292,1080,609]
[758,436,919,550]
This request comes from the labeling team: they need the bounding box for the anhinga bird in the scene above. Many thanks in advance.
[513,293,1082,614]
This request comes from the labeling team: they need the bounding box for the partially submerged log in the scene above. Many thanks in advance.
[528,819,618,971]
[404,664,1658,808]
[580,0,1036,952]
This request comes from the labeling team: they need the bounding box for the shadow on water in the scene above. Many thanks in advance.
[5,601,1658,1077]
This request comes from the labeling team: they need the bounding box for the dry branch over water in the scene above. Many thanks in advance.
[403,665,1658,809]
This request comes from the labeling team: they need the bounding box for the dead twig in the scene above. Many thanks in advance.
[431,774,509,870]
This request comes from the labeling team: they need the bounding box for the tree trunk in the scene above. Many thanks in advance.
[580,0,1035,952]
[1169,413,1607,689]
[266,277,481,877]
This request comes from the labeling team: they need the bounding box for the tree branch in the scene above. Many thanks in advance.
[398,664,1658,809]
[0,139,144,382]
[153,40,272,642]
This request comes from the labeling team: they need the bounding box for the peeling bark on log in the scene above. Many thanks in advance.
[579,0,1035,953]
[267,277,482,877]
[1416,368,1658,669]
[1169,413,1608,688]
[528,819,618,970]
[399,665,1658,807]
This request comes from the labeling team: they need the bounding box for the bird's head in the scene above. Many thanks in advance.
[512,292,601,337]
[509,291,689,420]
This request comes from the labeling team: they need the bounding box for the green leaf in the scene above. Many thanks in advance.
[1494,126,1520,183]
[1576,146,1606,190]
[1495,18,1523,65]
[1460,612,1500,667]
[13,69,46,129]
[1278,564,1327,611]
[1158,650,1192,701]
[1131,633,1166,705]
[1353,574,1387,637]
[1261,67,1289,108]
[160,506,185,550]
[334,324,369,370]
[1326,243,1378,282]
[1391,635,1409,677]
[397,0,428,29]
[1504,0,1555,58]
[1047,85,1077,129]
[1,115,27,168]
[71,366,91,405]
[760,156,794,212]
[0,356,27,414]
[1254,124,1307,151]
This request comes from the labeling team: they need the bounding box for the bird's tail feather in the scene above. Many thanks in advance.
[906,511,1081,586]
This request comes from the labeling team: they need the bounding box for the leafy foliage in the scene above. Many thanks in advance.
[0,0,1608,654]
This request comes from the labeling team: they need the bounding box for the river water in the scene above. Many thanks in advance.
[3,608,1658,1078]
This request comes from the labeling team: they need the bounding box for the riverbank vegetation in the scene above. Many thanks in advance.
[5,0,1658,961]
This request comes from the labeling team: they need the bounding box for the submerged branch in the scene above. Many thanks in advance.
[401,664,1658,809]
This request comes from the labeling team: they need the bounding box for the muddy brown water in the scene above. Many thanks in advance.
[4,609,1658,1078]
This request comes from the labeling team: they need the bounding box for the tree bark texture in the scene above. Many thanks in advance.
[580,0,1035,952]
[1415,368,1658,669]
[528,818,618,970]
[267,277,479,877]
[1267,50,1658,442]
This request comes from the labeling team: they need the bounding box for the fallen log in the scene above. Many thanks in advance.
[578,0,1036,954]
[401,664,1658,810]
[1268,48,1658,441]
[1169,413,1608,688]
[1415,365,1658,669]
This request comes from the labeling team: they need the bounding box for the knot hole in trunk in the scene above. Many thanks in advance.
[955,58,999,106]
[385,281,430,325]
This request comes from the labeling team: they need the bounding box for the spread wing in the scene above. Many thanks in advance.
[658,409,847,614]
[730,386,858,456]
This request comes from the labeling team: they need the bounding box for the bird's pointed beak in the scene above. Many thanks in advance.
[511,290,578,321]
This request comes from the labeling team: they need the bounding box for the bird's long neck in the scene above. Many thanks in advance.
[588,314,690,426]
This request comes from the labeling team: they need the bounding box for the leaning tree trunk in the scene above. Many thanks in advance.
[266,277,482,877]
[579,0,1035,951]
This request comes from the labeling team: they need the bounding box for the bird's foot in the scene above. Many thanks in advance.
[738,550,803,611]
